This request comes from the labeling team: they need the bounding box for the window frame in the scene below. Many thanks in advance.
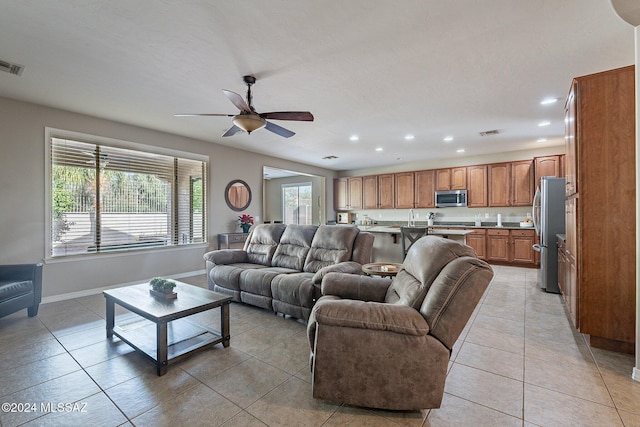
[44,127,208,261]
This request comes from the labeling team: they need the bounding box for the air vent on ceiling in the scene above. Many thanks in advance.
[479,129,500,136]
[322,155,338,160]
[0,59,24,76]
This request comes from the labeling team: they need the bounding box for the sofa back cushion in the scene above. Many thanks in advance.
[351,232,374,264]
[384,236,476,308]
[303,226,359,273]
[243,224,287,266]
[420,256,493,349]
[271,225,318,270]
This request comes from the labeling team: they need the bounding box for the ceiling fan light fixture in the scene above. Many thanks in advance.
[233,114,266,133]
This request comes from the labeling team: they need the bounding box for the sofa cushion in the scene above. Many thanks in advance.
[303,226,359,273]
[209,263,267,291]
[239,267,298,297]
[385,236,476,308]
[244,224,287,265]
[420,257,493,349]
[271,225,317,270]
[0,280,33,300]
[271,272,317,316]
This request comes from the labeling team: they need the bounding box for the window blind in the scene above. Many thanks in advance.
[50,137,206,257]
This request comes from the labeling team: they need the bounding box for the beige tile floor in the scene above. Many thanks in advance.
[0,265,638,426]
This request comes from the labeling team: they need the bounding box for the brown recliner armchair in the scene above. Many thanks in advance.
[307,236,493,410]
[0,263,43,318]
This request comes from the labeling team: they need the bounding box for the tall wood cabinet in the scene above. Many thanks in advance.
[564,65,636,353]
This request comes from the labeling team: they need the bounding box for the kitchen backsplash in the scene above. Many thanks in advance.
[348,206,533,224]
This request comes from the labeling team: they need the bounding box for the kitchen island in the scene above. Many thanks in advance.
[358,225,474,263]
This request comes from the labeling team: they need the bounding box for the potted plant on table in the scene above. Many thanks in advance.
[149,277,177,300]
[238,214,254,233]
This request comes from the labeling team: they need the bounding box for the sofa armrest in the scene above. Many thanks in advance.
[203,250,248,265]
[312,261,363,285]
[313,297,429,336]
[321,272,391,302]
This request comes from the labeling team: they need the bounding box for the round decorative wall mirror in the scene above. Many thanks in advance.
[225,179,251,212]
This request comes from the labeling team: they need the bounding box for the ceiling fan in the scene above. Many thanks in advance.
[175,75,314,138]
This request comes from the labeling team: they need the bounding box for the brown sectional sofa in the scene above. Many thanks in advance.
[204,224,374,320]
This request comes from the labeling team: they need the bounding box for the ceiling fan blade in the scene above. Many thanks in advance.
[222,89,251,113]
[174,113,234,117]
[222,124,243,137]
[265,121,295,138]
[260,111,314,121]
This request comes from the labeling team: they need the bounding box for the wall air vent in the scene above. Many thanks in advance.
[0,59,24,76]
[322,155,338,160]
[479,129,500,136]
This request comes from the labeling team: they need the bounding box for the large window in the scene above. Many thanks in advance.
[48,135,206,257]
[282,183,312,225]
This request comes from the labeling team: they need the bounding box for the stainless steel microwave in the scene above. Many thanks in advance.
[435,189,467,207]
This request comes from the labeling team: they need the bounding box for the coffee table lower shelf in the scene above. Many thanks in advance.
[111,317,226,373]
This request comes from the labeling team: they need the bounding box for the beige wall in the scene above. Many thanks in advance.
[0,97,336,298]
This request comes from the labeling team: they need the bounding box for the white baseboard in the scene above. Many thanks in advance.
[41,269,207,304]
[633,367,640,382]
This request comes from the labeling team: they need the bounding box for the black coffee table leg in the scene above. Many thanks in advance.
[222,301,230,348]
[157,322,168,376]
[105,297,115,338]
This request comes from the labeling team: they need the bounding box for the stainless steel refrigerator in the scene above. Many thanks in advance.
[532,177,566,293]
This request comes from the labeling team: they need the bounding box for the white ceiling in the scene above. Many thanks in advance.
[0,1,635,171]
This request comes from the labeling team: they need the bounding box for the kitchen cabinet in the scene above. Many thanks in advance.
[488,160,534,207]
[466,165,488,207]
[395,172,414,209]
[414,169,436,208]
[511,160,535,206]
[378,174,395,209]
[334,177,362,210]
[534,155,562,186]
[487,229,509,262]
[510,229,536,264]
[362,175,378,209]
[486,228,536,265]
[565,65,635,353]
[465,228,486,260]
[436,167,466,190]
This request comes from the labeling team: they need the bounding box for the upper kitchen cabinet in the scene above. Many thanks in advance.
[334,176,362,210]
[488,160,534,207]
[377,173,395,209]
[435,167,466,191]
[534,155,562,186]
[466,165,488,207]
[511,160,534,206]
[414,169,436,208]
[362,175,379,209]
[565,86,577,196]
[395,172,415,209]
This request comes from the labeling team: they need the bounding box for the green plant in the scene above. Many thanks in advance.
[150,277,176,293]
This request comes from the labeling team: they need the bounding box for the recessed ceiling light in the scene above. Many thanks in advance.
[456,149,465,153]
[349,135,359,141]
[540,98,559,105]
[538,121,551,127]
[404,134,415,140]
[444,136,454,142]
[536,138,547,143]
[375,147,383,152]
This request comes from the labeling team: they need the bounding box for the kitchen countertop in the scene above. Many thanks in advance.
[357,225,473,236]
[357,222,535,232]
